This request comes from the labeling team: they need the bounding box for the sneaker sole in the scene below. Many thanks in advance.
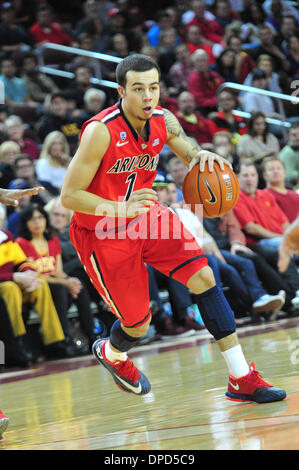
[225,387,286,403]
[92,339,151,396]
[253,298,283,313]
[0,417,9,439]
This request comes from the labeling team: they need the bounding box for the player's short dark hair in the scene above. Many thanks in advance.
[116,54,161,88]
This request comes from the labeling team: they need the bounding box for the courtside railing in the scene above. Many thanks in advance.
[36,42,122,89]
[219,81,299,130]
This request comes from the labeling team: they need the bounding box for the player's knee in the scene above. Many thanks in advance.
[186,265,216,295]
[123,316,151,338]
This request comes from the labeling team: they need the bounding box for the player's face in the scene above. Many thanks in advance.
[238,165,259,195]
[119,68,160,124]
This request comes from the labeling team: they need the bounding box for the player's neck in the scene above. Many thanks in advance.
[121,101,147,136]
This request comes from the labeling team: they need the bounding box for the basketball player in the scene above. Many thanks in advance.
[278,215,299,272]
[61,54,286,403]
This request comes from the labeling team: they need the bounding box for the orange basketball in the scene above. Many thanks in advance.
[182,161,240,218]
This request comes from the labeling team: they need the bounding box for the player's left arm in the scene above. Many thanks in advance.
[163,108,231,172]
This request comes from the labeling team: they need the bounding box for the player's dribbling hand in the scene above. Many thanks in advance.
[125,188,158,218]
[189,150,233,173]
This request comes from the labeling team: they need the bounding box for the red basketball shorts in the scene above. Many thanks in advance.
[69,204,208,328]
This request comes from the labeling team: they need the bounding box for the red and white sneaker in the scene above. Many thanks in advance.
[0,410,9,439]
[92,339,151,395]
[225,362,286,403]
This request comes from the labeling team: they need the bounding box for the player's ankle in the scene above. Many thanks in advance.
[105,340,127,363]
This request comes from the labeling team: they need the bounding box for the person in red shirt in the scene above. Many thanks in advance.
[234,159,299,307]
[262,157,299,223]
[186,0,224,45]
[30,5,74,46]
[175,91,214,147]
[188,49,224,112]
[234,160,289,247]
[185,25,215,64]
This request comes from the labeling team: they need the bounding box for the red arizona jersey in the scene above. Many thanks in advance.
[73,101,167,230]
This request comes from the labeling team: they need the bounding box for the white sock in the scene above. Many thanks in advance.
[221,344,250,378]
[105,341,127,363]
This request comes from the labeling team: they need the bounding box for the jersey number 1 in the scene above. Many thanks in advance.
[124,172,137,201]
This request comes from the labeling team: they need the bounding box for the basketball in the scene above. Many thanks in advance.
[182,161,240,218]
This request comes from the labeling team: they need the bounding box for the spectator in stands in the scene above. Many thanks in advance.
[30,4,75,46]
[68,65,94,110]
[45,198,118,336]
[263,157,299,222]
[14,155,53,206]
[16,204,91,354]
[167,157,187,200]
[147,9,173,47]
[158,28,178,76]
[234,160,288,249]
[241,70,285,132]
[109,33,130,59]
[234,159,299,307]
[211,47,238,82]
[159,81,178,114]
[4,115,39,160]
[6,176,48,238]
[279,123,299,186]
[36,131,71,196]
[226,35,255,83]
[243,54,283,94]
[186,0,224,46]
[277,16,299,51]
[0,140,19,188]
[0,58,32,107]
[175,91,213,147]
[185,25,215,63]
[21,53,60,104]
[188,49,224,113]
[212,131,239,171]
[214,0,239,30]
[0,224,69,364]
[285,34,299,77]
[167,43,194,92]
[237,111,280,164]
[77,88,106,126]
[36,92,81,153]
[265,0,284,34]
[0,1,31,55]
[211,89,247,141]
[250,24,291,73]
[76,15,111,53]
[69,33,102,80]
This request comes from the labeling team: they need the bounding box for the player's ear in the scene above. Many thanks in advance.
[118,85,125,99]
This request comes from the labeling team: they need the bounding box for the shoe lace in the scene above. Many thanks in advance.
[248,363,272,387]
[114,358,140,384]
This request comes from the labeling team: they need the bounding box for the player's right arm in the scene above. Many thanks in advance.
[61,121,157,217]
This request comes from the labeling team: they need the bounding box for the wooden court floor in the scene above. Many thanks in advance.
[0,318,299,450]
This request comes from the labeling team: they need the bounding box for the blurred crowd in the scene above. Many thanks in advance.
[1,0,299,368]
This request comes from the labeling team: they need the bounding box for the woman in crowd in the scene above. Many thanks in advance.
[45,197,114,335]
[36,131,71,196]
[0,141,20,188]
[4,115,40,160]
[237,112,280,163]
[16,203,97,352]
